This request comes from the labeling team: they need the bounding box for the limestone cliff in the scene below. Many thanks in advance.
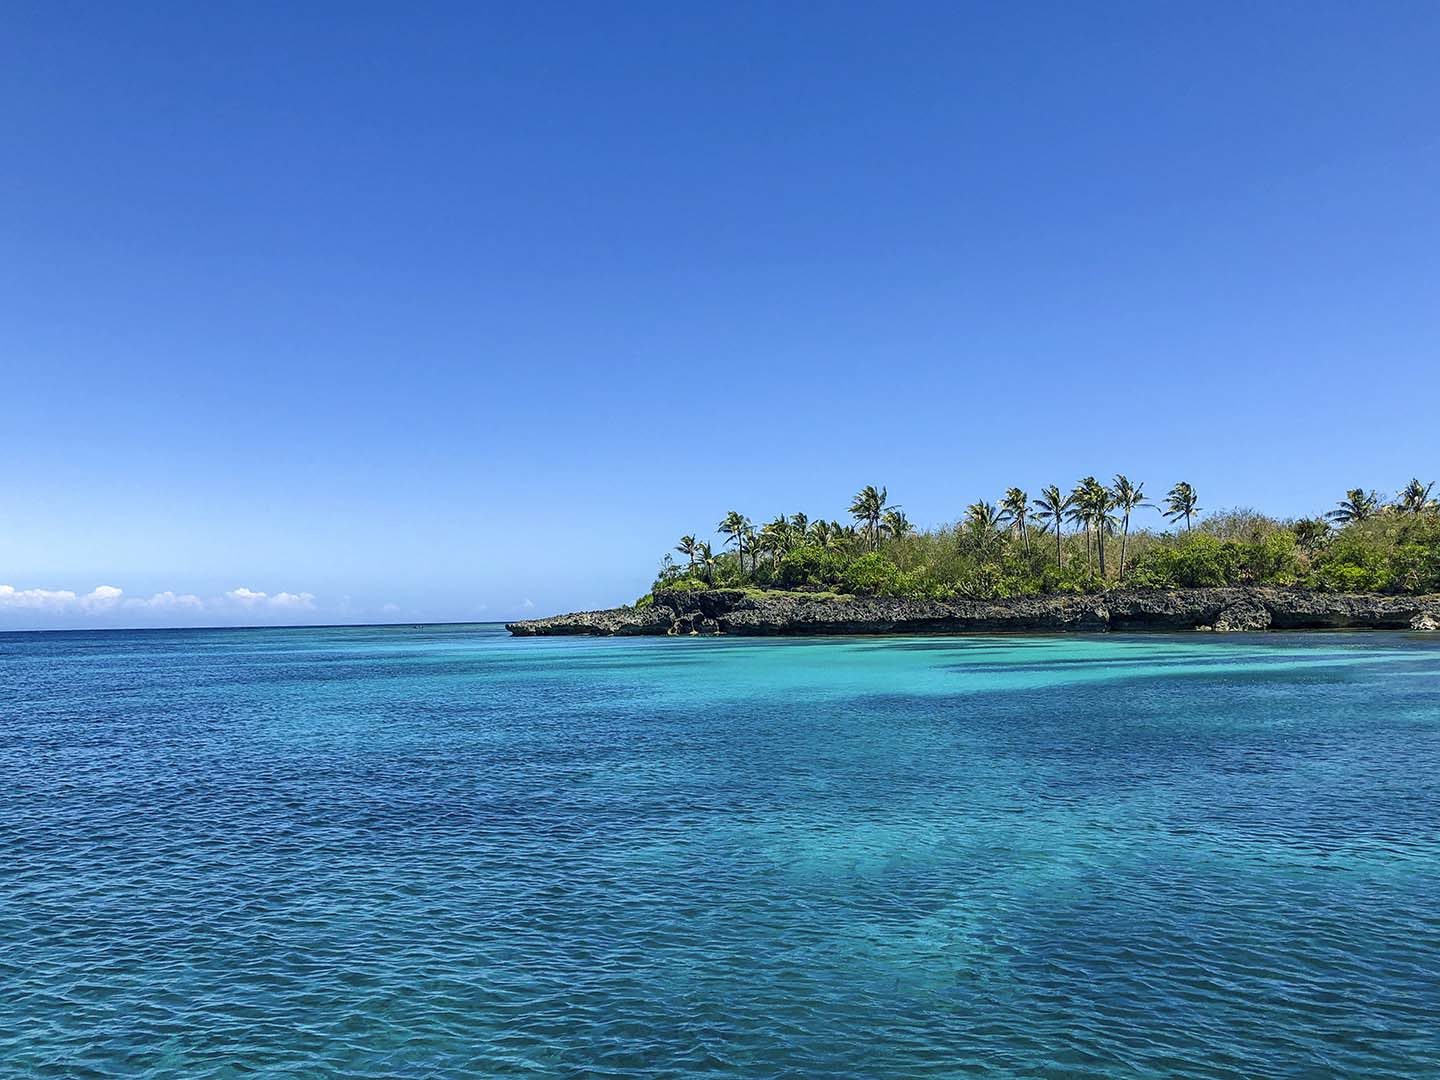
[508,588,1440,636]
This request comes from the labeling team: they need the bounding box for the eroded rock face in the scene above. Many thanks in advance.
[506,588,1440,637]
[1212,599,1273,632]
[504,604,674,636]
[669,611,722,635]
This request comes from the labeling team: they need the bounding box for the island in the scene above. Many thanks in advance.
[510,479,1440,636]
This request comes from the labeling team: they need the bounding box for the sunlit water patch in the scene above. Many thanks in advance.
[3,626,1439,1077]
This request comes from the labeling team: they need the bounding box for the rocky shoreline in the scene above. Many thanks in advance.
[508,587,1440,637]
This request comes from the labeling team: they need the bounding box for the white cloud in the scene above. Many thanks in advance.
[134,591,205,610]
[1,582,313,623]
[0,585,79,609]
[225,587,316,611]
[382,602,401,614]
[1,584,207,615]
[269,591,316,609]
[81,585,125,610]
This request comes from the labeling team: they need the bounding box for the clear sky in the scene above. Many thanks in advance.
[4,2,1438,629]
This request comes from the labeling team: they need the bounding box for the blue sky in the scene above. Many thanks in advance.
[3,2,1438,628]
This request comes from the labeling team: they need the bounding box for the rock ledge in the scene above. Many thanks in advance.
[508,588,1440,637]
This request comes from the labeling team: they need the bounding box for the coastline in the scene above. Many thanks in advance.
[507,587,1440,637]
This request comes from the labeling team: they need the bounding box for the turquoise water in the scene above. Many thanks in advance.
[4,627,1440,1078]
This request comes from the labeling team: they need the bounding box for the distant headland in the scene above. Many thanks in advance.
[511,478,1440,636]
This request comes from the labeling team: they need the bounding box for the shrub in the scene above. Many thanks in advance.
[1241,530,1300,586]
[657,577,710,594]
[1309,560,1387,593]
[1123,557,1173,589]
[1128,534,1236,588]
[1308,532,1392,592]
[775,545,848,590]
[1389,543,1440,594]
[1122,532,1304,588]
[1200,508,1285,543]
[840,552,904,596]
[1039,563,1106,594]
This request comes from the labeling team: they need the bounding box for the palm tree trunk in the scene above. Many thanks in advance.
[1056,525,1063,568]
[1097,529,1106,579]
[1119,519,1129,582]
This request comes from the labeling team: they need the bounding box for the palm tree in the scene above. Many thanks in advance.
[812,519,851,551]
[1327,489,1381,525]
[1398,478,1437,515]
[1067,478,1098,572]
[1292,517,1331,555]
[966,501,1003,529]
[965,501,1004,560]
[849,485,894,551]
[752,525,773,569]
[790,511,809,537]
[1088,483,1118,579]
[1031,485,1073,568]
[675,534,699,573]
[1110,475,1148,583]
[881,509,913,541]
[759,515,792,568]
[696,541,716,584]
[718,511,752,572]
[1000,488,1030,555]
[1163,482,1200,532]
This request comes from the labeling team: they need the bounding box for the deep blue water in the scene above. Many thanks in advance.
[4,626,1440,1078]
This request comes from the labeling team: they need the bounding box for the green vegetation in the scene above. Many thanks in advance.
[647,477,1440,601]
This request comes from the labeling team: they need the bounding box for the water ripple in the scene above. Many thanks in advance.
[2,627,1439,1076]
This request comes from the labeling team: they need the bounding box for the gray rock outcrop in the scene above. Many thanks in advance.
[508,588,1440,637]
[1210,598,1273,632]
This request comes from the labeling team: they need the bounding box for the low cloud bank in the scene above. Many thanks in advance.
[0,584,525,629]
[224,587,317,610]
[0,583,316,624]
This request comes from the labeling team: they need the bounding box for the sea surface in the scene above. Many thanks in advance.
[3,626,1439,1078]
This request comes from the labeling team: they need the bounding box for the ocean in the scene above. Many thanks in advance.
[4,625,1439,1077]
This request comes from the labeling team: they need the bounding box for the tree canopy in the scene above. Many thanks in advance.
[647,479,1440,602]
